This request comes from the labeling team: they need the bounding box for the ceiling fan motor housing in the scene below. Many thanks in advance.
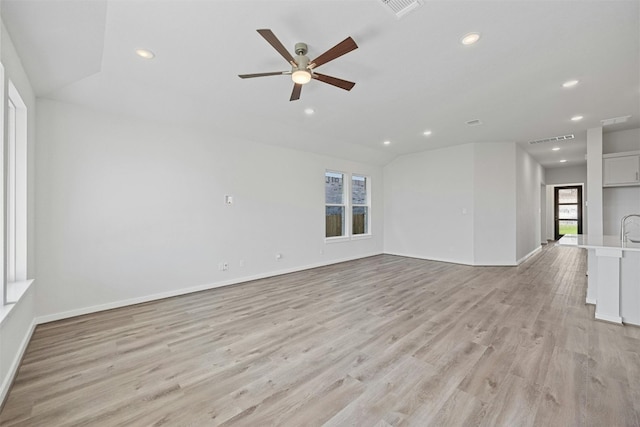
[294,42,308,55]
[294,53,310,72]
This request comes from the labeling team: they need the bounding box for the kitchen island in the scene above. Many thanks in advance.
[557,234,640,325]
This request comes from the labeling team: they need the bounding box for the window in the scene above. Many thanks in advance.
[3,80,28,305]
[325,171,371,239]
[352,175,369,235]
[325,171,345,238]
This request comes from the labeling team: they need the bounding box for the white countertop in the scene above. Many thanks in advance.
[557,234,640,252]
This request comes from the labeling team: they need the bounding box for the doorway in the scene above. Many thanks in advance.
[554,185,583,240]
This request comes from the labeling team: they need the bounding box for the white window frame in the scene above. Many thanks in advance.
[325,170,372,243]
[351,174,371,238]
[3,79,30,306]
[325,170,348,240]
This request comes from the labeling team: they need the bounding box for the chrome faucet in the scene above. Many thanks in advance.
[621,214,640,242]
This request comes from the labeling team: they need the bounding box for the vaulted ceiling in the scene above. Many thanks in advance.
[2,0,639,167]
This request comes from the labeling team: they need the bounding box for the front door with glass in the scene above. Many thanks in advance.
[554,186,583,240]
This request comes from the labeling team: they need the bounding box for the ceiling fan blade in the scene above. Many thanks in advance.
[238,71,290,79]
[290,83,302,101]
[309,37,358,69]
[257,29,296,66]
[312,73,356,91]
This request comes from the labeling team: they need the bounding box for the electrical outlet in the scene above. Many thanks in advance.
[219,262,229,271]
[239,259,245,267]
[275,253,282,261]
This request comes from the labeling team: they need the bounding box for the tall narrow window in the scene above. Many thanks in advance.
[325,171,345,238]
[7,97,16,283]
[4,81,28,304]
[352,175,369,235]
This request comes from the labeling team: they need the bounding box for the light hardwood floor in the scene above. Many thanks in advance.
[2,245,639,426]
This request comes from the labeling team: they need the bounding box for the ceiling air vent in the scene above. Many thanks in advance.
[601,115,631,126]
[380,0,423,18]
[528,134,575,145]
[465,119,483,126]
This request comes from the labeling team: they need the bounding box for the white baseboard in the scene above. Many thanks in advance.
[1,318,36,406]
[517,246,542,265]
[36,252,383,325]
[586,297,596,305]
[384,251,533,267]
[383,251,474,266]
[595,312,622,324]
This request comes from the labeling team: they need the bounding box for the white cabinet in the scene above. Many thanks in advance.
[603,151,640,187]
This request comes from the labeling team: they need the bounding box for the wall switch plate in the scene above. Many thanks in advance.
[225,195,233,205]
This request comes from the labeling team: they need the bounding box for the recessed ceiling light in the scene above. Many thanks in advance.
[562,79,579,88]
[135,49,155,59]
[304,108,315,115]
[571,115,583,121]
[560,159,568,163]
[383,140,391,145]
[461,33,481,45]
[423,130,432,136]
[552,147,560,151]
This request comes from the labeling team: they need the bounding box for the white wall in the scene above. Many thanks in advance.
[0,19,37,405]
[35,99,384,320]
[604,187,640,235]
[603,128,640,154]
[384,142,543,266]
[383,144,475,265]
[545,164,588,186]
[515,146,544,262]
[602,127,640,235]
[472,143,517,265]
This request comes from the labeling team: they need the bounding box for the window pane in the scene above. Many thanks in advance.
[325,172,344,204]
[353,206,368,235]
[352,175,367,204]
[558,205,578,219]
[559,220,578,235]
[326,206,344,237]
[558,188,578,204]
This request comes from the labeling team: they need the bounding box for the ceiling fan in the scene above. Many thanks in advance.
[238,29,358,101]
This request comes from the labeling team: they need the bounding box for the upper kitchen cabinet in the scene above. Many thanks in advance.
[603,151,640,187]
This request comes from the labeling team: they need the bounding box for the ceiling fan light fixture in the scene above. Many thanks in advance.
[292,69,312,85]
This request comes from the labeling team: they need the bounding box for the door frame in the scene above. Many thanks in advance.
[554,185,583,240]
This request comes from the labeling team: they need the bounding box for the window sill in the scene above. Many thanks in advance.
[351,234,372,240]
[325,236,351,244]
[325,234,373,244]
[1,279,34,325]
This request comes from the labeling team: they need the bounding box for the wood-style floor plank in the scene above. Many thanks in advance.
[2,245,639,426]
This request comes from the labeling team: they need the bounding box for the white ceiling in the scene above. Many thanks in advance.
[2,0,639,167]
